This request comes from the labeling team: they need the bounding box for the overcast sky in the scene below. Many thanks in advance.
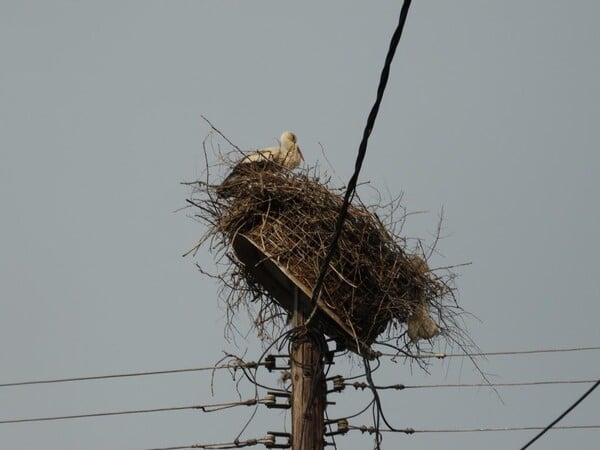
[1,2,599,449]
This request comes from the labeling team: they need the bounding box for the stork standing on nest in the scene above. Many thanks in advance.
[217,131,304,197]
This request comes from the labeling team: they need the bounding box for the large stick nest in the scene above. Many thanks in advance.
[187,138,464,354]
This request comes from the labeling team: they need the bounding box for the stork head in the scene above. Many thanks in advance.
[280,131,304,161]
[281,131,295,141]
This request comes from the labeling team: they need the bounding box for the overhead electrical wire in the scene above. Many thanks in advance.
[379,344,600,360]
[348,424,600,434]
[0,361,261,388]
[343,378,598,391]
[1,345,597,389]
[138,425,600,450]
[0,398,262,425]
[141,437,270,450]
[339,380,600,446]
[418,425,600,433]
[405,379,598,389]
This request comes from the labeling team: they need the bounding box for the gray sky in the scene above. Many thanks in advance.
[1,1,599,449]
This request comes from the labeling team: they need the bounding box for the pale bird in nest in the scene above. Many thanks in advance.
[238,131,303,169]
[217,131,303,197]
[405,254,441,342]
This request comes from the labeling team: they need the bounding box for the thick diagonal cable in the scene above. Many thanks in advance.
[519,379,600,449]
[306,0,413,325]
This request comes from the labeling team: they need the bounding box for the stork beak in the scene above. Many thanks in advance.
[297,145,304,161]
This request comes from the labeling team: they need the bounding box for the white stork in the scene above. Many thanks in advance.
[236,131,303,169]
[218,131,303,196]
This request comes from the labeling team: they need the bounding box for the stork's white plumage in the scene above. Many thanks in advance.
[237,131,303,170]
[217,131,303,197]
[405,255,440,342]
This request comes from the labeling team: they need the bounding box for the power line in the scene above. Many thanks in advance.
[143,424,600,450]
[142,437,270,450]
[344,378,598,390]
[0,361,261,388]
[380,345,600,359]
[414,425,600,433]
[519,379,600,449]
[0,398,261,425]
[405,379,597,389]
[307,0,414,321]
[2,345,596,389]
[343,380,600,443]
[407,379,598,389]
[348,424,600,434]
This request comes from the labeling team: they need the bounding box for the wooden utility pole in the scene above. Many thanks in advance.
[232,237,336,448]
[291,287,325,450]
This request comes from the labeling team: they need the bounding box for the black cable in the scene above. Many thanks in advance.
[307,0,413,323]
[519,379,600,449]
